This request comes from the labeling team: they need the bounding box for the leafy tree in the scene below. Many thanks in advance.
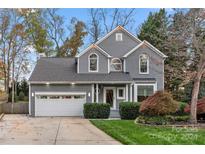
[58,18,87,57]
[138,9,188,98]
[21,9,54,56]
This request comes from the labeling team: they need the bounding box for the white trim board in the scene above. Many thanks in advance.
[96,26,142,45]
[76,44,112,58]
[123,40,167,58]
[29,81,133,84]
[35,92,87,95]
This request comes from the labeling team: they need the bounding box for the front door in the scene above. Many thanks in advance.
[104,87,116,110]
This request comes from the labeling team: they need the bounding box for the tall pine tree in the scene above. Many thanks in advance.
[138,9,188,99]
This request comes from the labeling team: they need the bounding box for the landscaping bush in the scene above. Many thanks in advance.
[83,103,110,119]
[184,97,205,115]
[136,115,189,125]
[119,102,140,119]
[18,91,25,101]
[174,102,188,115]
[139,91,179,116]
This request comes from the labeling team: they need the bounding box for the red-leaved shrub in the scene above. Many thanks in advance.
[184,97,205,114]
[139,91,179,116]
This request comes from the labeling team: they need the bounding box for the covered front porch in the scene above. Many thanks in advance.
[91,83,132,118]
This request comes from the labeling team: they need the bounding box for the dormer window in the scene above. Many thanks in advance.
[111,58,122,71]
[116,33,123,41]
[89,53,98,72]
[139,54,149,74]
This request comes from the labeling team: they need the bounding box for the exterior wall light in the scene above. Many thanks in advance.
[46,82,50,85]
[71,82,75,85]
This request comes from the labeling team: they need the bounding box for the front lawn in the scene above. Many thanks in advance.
[90,120,205,145]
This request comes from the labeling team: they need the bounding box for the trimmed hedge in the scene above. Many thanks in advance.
[119,102,140,119]
[83,103,110,119]
[136,115,189,125]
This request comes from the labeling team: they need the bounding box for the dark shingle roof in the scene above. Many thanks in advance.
[29,58,133,83]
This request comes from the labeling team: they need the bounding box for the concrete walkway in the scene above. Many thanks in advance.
[0,114,121,145]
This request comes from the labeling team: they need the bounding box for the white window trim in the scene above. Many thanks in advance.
[117,87,126,100]
[139,54,149,74]
[108,58,110,73]
[88,53,99,72]
[111,58,122,72]
[134,83,157,102]
[116,33,123,41]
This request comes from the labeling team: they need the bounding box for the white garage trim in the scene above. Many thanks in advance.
[35,92,86,95]
[35,92,87,116]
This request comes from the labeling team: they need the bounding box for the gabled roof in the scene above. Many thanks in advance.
[29,58,132,83]
[123,40,168,58]
[95,25,142,45]
[76,44,112,58]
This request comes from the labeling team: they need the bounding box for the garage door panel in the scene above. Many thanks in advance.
[35,93,86,116]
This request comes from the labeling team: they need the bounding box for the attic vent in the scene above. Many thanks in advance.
[116,33,123,41]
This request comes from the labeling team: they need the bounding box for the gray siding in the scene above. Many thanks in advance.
[126,45,164,90]
[30,84,92,116]
[98,30,140,58]
[78,48,108,74]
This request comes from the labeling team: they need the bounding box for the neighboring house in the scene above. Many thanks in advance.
[29,26,167,117]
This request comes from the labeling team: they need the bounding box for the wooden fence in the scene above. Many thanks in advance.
[0,102,28,114]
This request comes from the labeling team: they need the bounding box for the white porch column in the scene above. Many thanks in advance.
[126,84,128,101]
[134,84,137,102]
[130,83,133,102]
[91,84,94,103]
[96,83,99,103]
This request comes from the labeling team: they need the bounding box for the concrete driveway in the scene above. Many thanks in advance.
[0,114,121,145]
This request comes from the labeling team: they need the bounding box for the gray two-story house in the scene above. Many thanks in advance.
[29,26,167,117]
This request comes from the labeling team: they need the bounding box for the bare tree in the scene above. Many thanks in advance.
[87,8,136,43]
[43,9,65,53]
[87,9,102,43]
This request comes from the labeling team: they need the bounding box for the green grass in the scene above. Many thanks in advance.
[90,120,205,145]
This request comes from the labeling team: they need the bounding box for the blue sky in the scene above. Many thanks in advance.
[58,8,161,34]
[56,8,164,48]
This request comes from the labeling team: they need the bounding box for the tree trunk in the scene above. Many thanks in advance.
[11,59,15,113]
[190,71,203,124]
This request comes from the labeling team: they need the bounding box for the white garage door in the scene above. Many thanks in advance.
[35,92,86,116]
